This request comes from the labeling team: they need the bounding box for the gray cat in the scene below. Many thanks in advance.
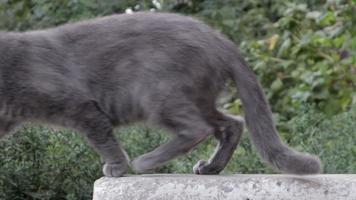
[0,12,321,177]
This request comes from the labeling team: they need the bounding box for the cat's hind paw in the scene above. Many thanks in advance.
[193,160,222,175]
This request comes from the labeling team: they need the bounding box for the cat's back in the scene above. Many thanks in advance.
[49,12,234,82]
[55,12,211,37]
[56,12,233,92]
[48,11,229,56]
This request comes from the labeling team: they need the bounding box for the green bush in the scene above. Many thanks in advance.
[240,2,356,116]
[190,1,355,117]
[286,105,356,173]
[0,127,101,200]
[1,106,355,199]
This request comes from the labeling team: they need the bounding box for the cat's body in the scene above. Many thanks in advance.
[0,12,321,176]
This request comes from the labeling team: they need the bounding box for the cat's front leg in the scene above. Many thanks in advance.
[0,118,19,139]
[68,101,129,177]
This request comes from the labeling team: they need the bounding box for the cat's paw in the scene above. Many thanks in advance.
[103,162,128,177]
[193,160,222,175]
[193,160,208,174]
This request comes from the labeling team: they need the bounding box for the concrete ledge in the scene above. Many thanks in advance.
[93,174,356,200]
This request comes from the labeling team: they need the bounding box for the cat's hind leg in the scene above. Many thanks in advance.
[193,113,244,175]
[132,105,214,173]
[68,101,129,177]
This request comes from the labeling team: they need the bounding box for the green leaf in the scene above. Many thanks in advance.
[317,11,336,26]
[271,78,283,92]
[277,38,291,57]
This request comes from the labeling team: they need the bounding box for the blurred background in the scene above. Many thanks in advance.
[0,0,355,199]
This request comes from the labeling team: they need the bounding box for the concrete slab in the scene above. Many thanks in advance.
[93,174,356,200]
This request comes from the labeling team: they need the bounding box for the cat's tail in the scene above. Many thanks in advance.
[228,53,321,174]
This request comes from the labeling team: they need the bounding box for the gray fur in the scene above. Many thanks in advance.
[0,12,321,176]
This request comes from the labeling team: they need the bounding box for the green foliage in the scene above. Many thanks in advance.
[0,127,101,200]
[0,0,155,31]
[242,2,356,116]
[286,105,356,173]
[193,0,356,117]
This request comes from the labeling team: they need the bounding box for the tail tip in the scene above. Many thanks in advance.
[295,154,322,174]
[273,150,322,174]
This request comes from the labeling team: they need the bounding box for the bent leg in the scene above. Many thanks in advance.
[194,113,244,175]
[132,106,213,173]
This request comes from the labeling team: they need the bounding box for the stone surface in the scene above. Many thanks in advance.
[93,174,356,200]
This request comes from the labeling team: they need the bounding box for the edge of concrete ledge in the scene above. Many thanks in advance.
[93,174,356,200]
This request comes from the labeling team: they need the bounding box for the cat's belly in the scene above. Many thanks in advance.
[95,90,146,126]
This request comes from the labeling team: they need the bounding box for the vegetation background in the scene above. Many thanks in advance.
[0,0,355,199]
